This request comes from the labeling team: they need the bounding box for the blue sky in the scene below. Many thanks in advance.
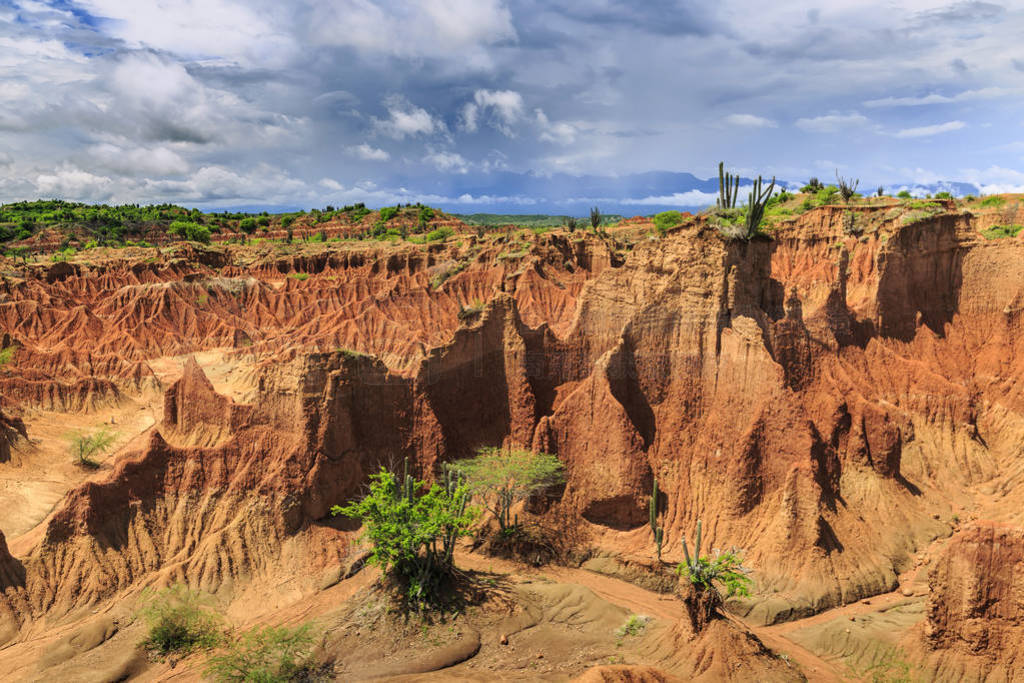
[1,0,1023,213]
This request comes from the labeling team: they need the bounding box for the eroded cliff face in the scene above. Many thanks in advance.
[0,205,1021,669]
[920,524,1024,681]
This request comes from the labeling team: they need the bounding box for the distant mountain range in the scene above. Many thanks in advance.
[239,172,989,216]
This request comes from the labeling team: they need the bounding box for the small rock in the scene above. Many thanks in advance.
[537,653,544,659]
[902,587,914,597]
[932,513,940,520]
[500,634,508,645]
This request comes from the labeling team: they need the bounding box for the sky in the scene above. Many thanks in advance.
[1,0,1024,213]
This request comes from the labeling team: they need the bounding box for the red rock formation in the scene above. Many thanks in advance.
[0,203,1021,671]
[919,524,1024,680]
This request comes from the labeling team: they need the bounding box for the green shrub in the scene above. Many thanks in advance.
[425,226,454,242]
[69,427,116,469]
[815,185,839,205]
[168,221,211,244]
[289,272,310,281]
[280,215,295,228]
[897,190,912,199]
[615,614,650,642]
[981,224,1023,240]
[0,346,14,366]
[378,206,398,222]
[676,520,752,599]
[653,210,683,235]
[934,191,952,199]
[332,463,477,608]
[205,624,316,683]
[139,584,223,657]
[980,195,1006,207]
[451,448,564,535]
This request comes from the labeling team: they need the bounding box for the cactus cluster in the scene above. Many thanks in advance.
[441,465,470,563]
[744,174,776,238]
[717,162,740,209]
[650,478,664,562]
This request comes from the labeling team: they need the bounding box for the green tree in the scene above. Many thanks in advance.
[238,217,257,234]
[168,221,211,244]
[332,464,476,607]
[69,427,116,468]
[451,448,564,535]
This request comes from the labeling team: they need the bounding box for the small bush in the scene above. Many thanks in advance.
[934,191,952,199]
[281,215,295,228]
[816,185,839,205]
[653,210,683,235]
[140,584,223,657]
[981,224,1023,240]
[69,427,116,468]
[289,272,310,281]
[0,346,15,366]
[615,614,650,641]
[980,195,1006,207]
[238,217,257,234]
[425,226,454,242]
[205,624,316,683]
[379,206,398,222]
[897,190,912,199]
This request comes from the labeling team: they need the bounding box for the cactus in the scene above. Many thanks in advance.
[441,465,470,563]
[743,175,776,238]
[717,162,740,209]
[650,478,664,562]
[836,170,860,203]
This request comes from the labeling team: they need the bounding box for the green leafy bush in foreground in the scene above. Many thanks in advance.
[205,624,316,683]
[139,584,223,657]
[332,463,477,608]
[676,519,752,599]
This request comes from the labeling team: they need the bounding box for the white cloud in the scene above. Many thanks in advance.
[535,109,576,144]
[461,89,525,136]
[86,142,189,176]
[864,87,1021,108]
[72,0,295,68]
[795,112,870,132]
[372,96,444,140]
[307,0,515,66]
[424,150,470,173]
[621,190,720,206]
[348,143,390,161]
[35,166,115,201]
[893,120,965,138]
[724,113,777,128]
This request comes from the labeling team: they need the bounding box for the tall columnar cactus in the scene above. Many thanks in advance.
[744,175,776,238]
[717,162,740,209]
[441,465,470,563]
[650,478,664,562]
